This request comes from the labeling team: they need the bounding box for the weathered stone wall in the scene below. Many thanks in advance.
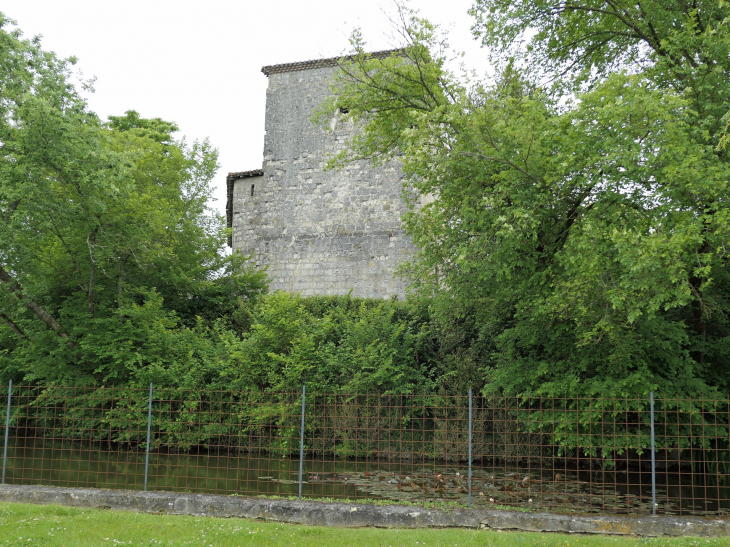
[231,64,415,298]
[4,485,729,536]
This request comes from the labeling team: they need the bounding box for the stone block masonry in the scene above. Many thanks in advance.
[227,51,416,299]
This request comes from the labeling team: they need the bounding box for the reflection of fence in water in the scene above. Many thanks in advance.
[0,384,728,517]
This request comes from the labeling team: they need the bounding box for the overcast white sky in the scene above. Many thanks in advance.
[2,1,487,217]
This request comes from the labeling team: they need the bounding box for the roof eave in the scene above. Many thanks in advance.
[261,48,405,76]
[226,169,264,247]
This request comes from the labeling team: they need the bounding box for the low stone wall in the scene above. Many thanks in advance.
[0,485,727,537]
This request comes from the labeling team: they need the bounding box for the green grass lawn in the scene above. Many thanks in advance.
[0,501,728,547]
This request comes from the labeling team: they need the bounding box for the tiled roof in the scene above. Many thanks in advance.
[261,49,404,76]
[226,170,264,247]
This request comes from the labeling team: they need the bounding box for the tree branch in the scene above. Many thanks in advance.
[0,312,26,339]
[0,263,73,342]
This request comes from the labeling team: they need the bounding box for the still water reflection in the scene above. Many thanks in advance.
[3,438,728,517]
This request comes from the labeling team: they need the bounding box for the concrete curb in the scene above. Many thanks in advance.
[0,484,727,537]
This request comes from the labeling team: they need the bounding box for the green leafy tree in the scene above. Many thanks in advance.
[320,1,730,399]
[0,14,267,384]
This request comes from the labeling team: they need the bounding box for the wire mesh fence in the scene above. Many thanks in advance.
[1,383,728,517]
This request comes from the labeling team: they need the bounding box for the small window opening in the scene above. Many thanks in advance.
[251,184,255,197]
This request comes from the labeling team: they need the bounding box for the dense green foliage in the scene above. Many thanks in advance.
[90,292,440,394]
[0,14,267,384]
[320,1,730,399]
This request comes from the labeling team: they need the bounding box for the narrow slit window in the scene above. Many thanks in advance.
[251,184,255,197]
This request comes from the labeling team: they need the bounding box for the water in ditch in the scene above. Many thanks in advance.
[2,438,728,517]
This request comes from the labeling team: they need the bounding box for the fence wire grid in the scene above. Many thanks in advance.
[1,384,728,517]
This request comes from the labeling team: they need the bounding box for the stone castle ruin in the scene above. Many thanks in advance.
[226,51,416,298]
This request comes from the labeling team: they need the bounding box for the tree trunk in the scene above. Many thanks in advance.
[88,260,96,318]
[689,239,712,365]
[87,227,98,318]
[2,199,21,224]
[117,254,128,307]
[690,275,707,366]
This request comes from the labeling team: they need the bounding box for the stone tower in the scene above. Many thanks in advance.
[226,51,415,298]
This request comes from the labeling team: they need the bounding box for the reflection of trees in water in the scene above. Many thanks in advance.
[3,438,728,516]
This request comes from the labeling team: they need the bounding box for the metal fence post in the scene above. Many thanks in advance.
[144,383,153,492]
[650,391,656,516]
[468,388,473,509]
[2,380,12,485]
[299,386,306,500]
